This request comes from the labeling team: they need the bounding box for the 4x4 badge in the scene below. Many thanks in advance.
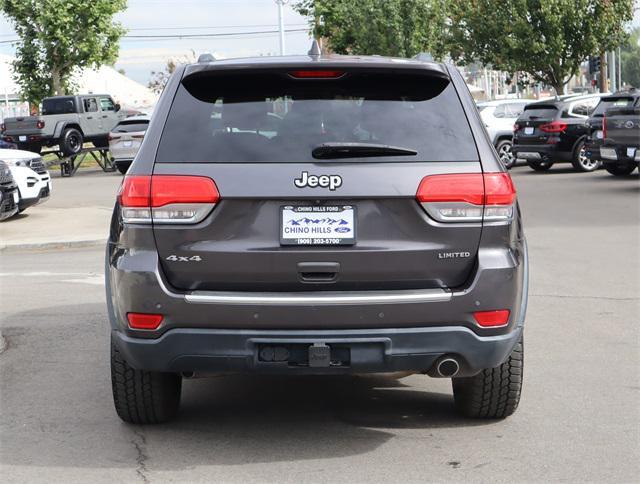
[294,171,342,191]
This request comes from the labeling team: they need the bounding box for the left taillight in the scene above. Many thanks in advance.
[416,173,516,223]
[539,121,567,133]
[118,175,220,224]
[36,120,45,129]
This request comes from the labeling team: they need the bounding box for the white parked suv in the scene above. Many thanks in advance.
[477,100,529,168]
[0,149,52,212]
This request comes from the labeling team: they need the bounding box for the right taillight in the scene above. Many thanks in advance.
[602,113,607,139]
[118,175,220,224]
[416,173,515,223]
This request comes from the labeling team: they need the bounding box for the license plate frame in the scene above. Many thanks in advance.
[123,140,133,148]
[524,126,534,135]
[19,135,27,142]
[626,147,636,158]
[280,205,356,246]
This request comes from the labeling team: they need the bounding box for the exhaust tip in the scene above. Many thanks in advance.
[436,358,460,378]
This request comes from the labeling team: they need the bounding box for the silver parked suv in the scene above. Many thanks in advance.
[106,49,528,424]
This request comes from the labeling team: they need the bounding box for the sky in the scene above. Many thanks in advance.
[0,0,313,85]
[1,0,639,87]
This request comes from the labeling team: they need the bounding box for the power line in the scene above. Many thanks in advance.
[0,27,309,44]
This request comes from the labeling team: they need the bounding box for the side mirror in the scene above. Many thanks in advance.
[115,103,121,112]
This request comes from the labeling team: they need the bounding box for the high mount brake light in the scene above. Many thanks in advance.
[416,173,515,223]
[539,121,567,133]
[118,175,219,224]
[288,70,345,79]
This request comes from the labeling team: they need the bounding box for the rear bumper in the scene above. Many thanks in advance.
[599,146,640,165]
[112,327,522,376]
[512,143,571,161]
[112,325,523,376]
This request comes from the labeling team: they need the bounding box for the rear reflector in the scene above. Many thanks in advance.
[416,173,515,222]
[127,313,163,330]
[288,70,345,79]
[118,175,219,224]
[474,310,510,327]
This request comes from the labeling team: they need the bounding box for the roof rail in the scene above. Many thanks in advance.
[197,53,216,63]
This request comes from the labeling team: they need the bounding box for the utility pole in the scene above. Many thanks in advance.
[599,53,607,93]
[610,51,617,92]
[275,0,287,56]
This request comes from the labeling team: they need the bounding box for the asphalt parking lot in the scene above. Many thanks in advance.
[0,166,638,483]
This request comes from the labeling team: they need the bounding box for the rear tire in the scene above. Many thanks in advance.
[60,128,83,156]
[604,163,637,176]
[571,140,600,172]
[111,337,182,424]
[496,139,516,169]
[527,160,553,171]
[452,337,523,419]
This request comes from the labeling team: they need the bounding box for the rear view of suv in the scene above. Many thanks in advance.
[106,51,528,424]
[512,94,606,172]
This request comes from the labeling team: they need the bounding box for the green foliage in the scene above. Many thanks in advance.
[621,27,640,88]
[448,0,634,94]
[294,0,449,59]
[1,0,127,105]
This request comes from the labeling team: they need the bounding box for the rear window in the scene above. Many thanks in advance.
[592,97,636,117]
[42,97,76,115]
[156,71,478,163]
[112,120,149,133]
[519,105,558,120]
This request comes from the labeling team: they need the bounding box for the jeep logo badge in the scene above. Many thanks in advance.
[294,171,342,191]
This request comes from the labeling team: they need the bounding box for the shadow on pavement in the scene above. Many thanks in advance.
[0,302,493,471]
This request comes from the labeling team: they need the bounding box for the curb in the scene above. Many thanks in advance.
[0,238,106,253]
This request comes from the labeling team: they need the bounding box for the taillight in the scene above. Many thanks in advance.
[474,310,510,327]
[288,70,345,79]
[602,113,607,139]
[513,123,520,132]
[118,175,220,224]
[539,121,567,133]
[108,133,116,141]
[127,312,163,330]
[36,120,45,129]
[416,173,515,222]
[0,123,5,133]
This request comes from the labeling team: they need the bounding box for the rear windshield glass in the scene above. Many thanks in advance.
[42,97,76,115]
[591,97,636,117]
[156,71,478,162]
[112,120,149,133]
[519,105,558,120]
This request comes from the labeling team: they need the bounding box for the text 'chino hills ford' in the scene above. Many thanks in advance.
[106,47,528,424]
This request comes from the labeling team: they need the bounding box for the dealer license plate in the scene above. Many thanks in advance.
[280,205,356,246]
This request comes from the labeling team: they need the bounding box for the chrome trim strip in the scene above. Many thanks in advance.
[185,288,451,306]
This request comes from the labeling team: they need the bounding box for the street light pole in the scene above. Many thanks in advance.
[275,0,287,56]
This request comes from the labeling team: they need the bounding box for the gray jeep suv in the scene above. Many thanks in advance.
[106,51,528,424]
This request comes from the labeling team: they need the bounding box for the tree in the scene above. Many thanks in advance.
[1,0,126,106]
[294,0,450,59]
[620,27,640,88]
[148,52,196,95]
[448,0,634,94]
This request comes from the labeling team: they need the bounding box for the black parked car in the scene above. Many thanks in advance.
[0,160,19,220]
[512,94,607,172]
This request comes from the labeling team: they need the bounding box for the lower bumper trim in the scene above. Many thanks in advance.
[112,325,523,376]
